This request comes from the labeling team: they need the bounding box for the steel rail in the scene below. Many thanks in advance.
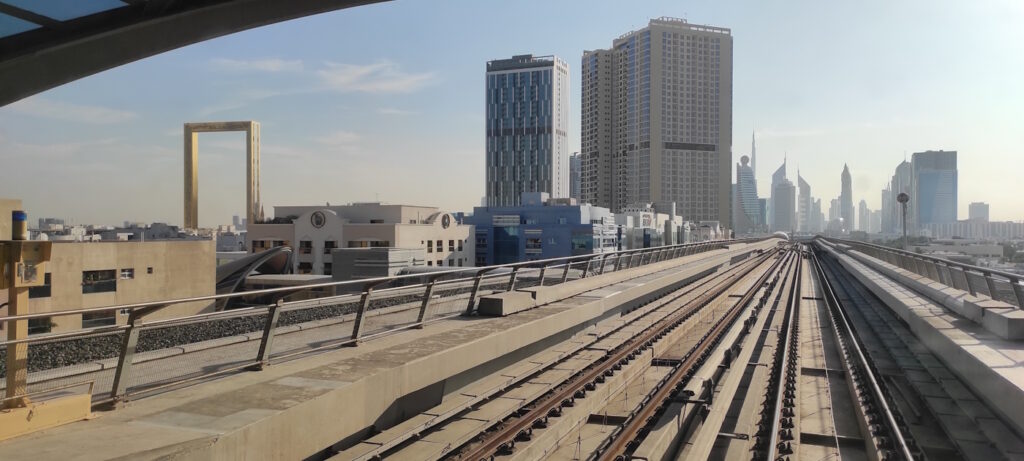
[764,247,802,460]
[456,248,782,461]
[594,248,793,461]
[811,250,917,460]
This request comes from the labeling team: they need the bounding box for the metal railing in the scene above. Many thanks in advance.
[824,237,1024,308]
[0,238,755,407]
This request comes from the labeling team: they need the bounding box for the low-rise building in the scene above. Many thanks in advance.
[467,192,617,266]
[0,240,216,335]
[246,202,474,275]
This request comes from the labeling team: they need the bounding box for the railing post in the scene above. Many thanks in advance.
[416,275,440,326]
[110,310,144,403]
[582,257,593,278]
[926,260,941,283]
[465,269,491,315]
[537,263,548,287]
[253,299,284,369]
[983,272,1000,300]
[1011,278,1024,309]
[561,259,573,283]
[614,253,624,271]
[964,270,978,296]
[507,266,520,291]
[599,254,610,274]
[349,282,377,342]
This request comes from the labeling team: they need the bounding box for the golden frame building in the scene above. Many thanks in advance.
[183,121,260,230]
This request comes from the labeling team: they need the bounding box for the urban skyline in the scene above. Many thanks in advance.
[0,0,1021,226]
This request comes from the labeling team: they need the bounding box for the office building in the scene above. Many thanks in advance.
[247,202,474,275]
[485,54,570,207]
[770,160,795,233]
[580,17,733,228]
[734,155,761,235]
[883,160,912,234]
[812,199,824,233]
[912,150,957,227]
[569,152,582,200]
[969,202,989,222]
[468,192,617,266]
[858,199,869,232]
[797,172,812,232]
[840,164,853,231]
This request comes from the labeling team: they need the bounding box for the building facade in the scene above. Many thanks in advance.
[485,54,570,207]
[858,199,870,232]
[468,192,617,266]
[580,18,733,229]
[770,160,795,233]
[797,172,812,233]
[733,155,761,235]
[0,240,215,335]
[247,202,474,275]
[569,152,582,200]
[912,150,958,227]
[969,202,989,222]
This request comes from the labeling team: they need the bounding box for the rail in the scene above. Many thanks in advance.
[0,238,765,407]
[824,237,1024,308]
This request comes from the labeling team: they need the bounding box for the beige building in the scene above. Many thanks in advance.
[581,18,733,229]
[0,240,215,335]
[246,202,474,276]
[0,198,22,240]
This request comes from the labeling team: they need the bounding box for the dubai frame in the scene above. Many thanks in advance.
[183,121,260,230]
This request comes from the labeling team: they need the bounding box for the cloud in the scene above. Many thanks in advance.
[315,130,361,147]
[377,107,417,116]
[316,60,436,94]
[6,97,138,124]
[210,58,304,72]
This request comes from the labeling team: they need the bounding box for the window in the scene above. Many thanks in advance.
[28,317,52,335]
[448,240,455,251]
[298,262,313,274]
[323,241,337,255]
[427,240,433,252]
[437,260,443,266]
[272,240,285,248]
[427,261,433,266]
[323,263,333,276]
[82,311,116,328]
[29,273,51,298]
[457,259,463,267]
[299,240,313,254]
[458,240,464,251]
[120,268,134,280]
[147,267,153,274]
[82,270,117,294]
[448,259,454,266]
[436,240,443,251]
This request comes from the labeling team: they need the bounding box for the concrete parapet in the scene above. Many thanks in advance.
[477,291,536,316]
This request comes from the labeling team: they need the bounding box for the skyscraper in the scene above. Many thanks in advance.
[883,160,912,234]
[581,18,733,228]
[912,150,958,227]
[569,152,582,200]
[797,171,811,232]
[840,164,853,232]
[734,155,761,235]
[770,160,795,233]
[485,54,570,207]
[812,198,823,233]
[858,199,869,232]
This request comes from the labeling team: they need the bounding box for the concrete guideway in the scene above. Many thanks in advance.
[0,240,778,460]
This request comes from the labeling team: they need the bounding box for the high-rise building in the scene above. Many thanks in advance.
[911,150,957,227]
[870,209,882,234]
[569,152,582,200]
[969,202,989,222]
[485,54,570,207]
[733,155,761,235]
[883,160,912,234]
[812,198,823,233]
[829,198,840,222]
[580,17,733,228]
[858,199,869,232]
[770,160,795,232]
[797,171,812,232]
[840,164,853,232]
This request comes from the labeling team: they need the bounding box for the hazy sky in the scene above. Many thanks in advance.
[1,0,1021,227]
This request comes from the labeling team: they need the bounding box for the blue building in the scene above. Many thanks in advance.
[467,192,617,266]
[912,150,958,228]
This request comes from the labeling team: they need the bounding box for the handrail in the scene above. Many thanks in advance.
[825,237,1022,282]
[0,239,755,325]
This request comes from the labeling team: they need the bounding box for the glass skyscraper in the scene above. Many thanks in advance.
[485,55,570,207]
[912,150,958,227]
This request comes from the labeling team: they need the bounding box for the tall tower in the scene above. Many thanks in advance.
[485,55,570,207]
[911,150,958,228]
[751,131,757,185]
[840,164,853,231]
[770,159,795,233]
[797,171,811,232]
[734,155,760,235]
[581,18,733,228]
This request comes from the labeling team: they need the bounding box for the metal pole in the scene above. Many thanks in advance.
[507,267,520,291]
[537,264,548,287]
[349,283,376,342]
[1011,278,1024,309]
[465,269,491,315]
[110,308,153,403]
[983,272,1000,300]
[4,210,29,408]
[582,258,593,278]
[561,260,572,283]
[253,300,283,368]
[901,202,908,250]
[416,276,439,326]
[599,254,609,274]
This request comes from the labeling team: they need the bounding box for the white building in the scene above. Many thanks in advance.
[247,202,474,275]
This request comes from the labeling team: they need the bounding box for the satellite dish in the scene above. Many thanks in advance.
[896,192,909,204]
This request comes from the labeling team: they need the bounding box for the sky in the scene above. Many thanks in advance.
[1,0,1022,227]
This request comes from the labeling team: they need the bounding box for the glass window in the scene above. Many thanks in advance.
[120,268,134,280]
[29,272,51,298]
[82,311,116,329]
[323,263,333,276]
[298,262,313,274]
[448,240,455,251]
[458,240,464,251]
[427,240,433,252]
[82,270,117,294]
[147,267,154,274]
[28,317,52,335]
[299,240,313,254]
[324,241,337,254]
[436,240,443,250]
